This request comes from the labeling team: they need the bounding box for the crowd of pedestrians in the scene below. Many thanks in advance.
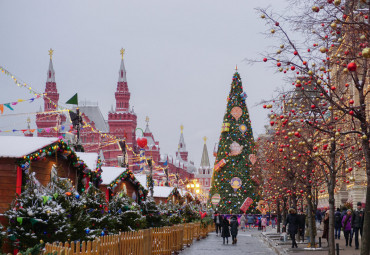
[315,202,364,250]
[212,201,364,250]
[213,211,278,245]
[213,212,240,245]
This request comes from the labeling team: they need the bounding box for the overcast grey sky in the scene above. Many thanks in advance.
[0,0,288,167]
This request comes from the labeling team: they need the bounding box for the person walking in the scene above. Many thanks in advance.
[240,213,246,232]
[247,214,254,229]
[213,211,223,236]
[271,216,276,228]
[322,211,329,246]
[342,209,353,247]
[297,212,306,243]
[284,208,299,248]
[230,215,239,244]
[315,209,322,226]
[334,208,342,239]
[352,202,364,250]
[261,216,267,232]
[221,217,230,244]
[258,216,262,230]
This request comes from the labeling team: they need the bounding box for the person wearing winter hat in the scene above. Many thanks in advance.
[352,202,364,250]
[284,208,299,248]
[342,209,353,247]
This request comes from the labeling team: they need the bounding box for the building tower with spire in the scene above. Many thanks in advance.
[143,116,160,163]
[105,49,138,166]
[36,49,66,137]
[195,137,212,196]
[176,125,188,161]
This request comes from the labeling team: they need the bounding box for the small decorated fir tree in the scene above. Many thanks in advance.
[45,174,90,242]
[4,173,69,249]
[140,198,166,228]
[209,71,259,214]
[84,185,112,238]
[109,192,146,232]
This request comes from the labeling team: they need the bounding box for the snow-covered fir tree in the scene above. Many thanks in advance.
[108,192,146,232]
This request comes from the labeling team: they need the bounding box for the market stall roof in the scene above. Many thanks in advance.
[101,166,127,185]
[0,136,59,158]
[133,173,174,198]
[76,152,99,171]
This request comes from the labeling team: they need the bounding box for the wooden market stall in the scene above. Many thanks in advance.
[100,167,147,203]
[0,136,91,215]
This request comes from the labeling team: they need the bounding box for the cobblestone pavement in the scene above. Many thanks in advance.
[180,229,276,255]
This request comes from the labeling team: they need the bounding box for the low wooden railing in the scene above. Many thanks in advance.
[42,222,213,255]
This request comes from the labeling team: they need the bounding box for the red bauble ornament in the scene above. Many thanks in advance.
[291,66,295,71]
[349,110,354,115]
[349,99,354,104]
[137,137,148,148]
[263,58,267,62]
[347,62,357,71]
[294,51,298,55]
[277,62,281,67]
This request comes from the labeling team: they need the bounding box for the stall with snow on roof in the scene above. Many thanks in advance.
[0,136,92,215]
[135,173,176,204]
[75,152,102,192]
[100,167,147,203]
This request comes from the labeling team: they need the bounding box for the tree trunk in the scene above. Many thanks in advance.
[361,184,370,255]
[307,194,316,248]
[277,199,281,233]
[359,102,370,255]
[327,139,337,255]
[292,194,297,209]
[328,178,336,255]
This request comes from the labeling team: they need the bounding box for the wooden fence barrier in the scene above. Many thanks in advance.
[42,222,214,255]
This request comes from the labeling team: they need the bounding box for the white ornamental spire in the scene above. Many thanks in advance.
[118,48,127,82]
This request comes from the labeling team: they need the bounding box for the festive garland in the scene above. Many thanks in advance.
[107,169,148,203]
[167,187,184,204]
[0,95,42,114]
[16,139,102,188]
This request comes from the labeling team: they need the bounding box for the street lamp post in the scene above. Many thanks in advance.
[147,158,154,198]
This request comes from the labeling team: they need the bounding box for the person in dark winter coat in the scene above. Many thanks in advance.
[213,211,223,236]
[342,209,352,247]
[334,208,342,239]
[230,215,239,244]
[221,217,230,244]
[284,208,299,248]
[322,211,329,246]
[352,202,364,250]
[297,213,306,242]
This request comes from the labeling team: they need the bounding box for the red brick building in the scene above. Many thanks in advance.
[34,49,195,183]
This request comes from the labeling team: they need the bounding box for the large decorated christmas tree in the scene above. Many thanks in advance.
[210,70,259,214]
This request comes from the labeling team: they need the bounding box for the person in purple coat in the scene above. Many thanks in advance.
[342,209,353,247]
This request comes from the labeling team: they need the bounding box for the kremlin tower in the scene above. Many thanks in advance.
[194,137,212,195]
[36,49,66,137]
[104,49,138,166]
